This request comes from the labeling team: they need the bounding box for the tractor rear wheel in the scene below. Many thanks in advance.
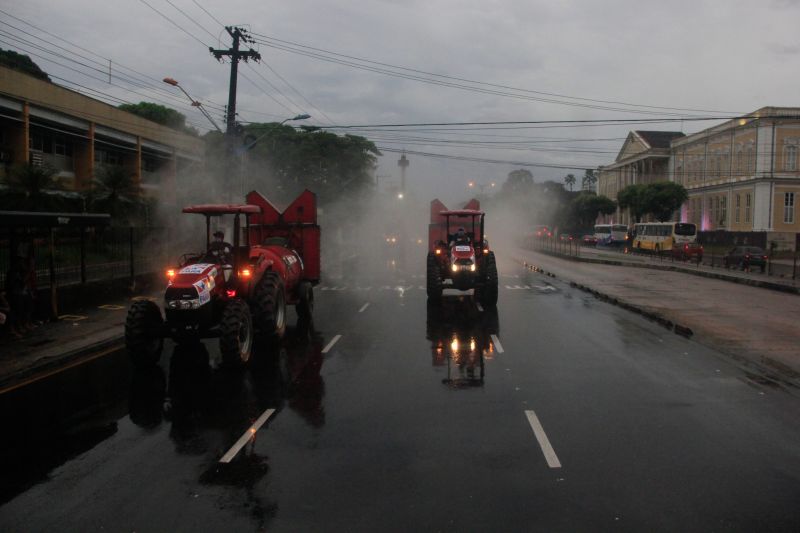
[252,272,287,340]
[426,252,443,302]
[296,281,314,321]
[480,252,499,307]
[125,299,164,369]
[220,299,254,368]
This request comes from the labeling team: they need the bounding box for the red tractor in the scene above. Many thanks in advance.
[125,190,320,369]
[426,199,498,306]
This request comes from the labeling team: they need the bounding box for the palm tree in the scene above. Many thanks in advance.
[93,165,139,217]
[564,173,576,191]
[11,162,57,207]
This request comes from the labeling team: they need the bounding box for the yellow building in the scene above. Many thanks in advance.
[596,130,685,225]
[670,107,800,248]
[0,65,204,206]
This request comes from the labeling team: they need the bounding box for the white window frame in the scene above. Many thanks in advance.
[785,192,795,224]
[785,143,798,172]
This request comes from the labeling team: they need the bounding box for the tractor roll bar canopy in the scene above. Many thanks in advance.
[439,209,484,217]
[182,204,262,215]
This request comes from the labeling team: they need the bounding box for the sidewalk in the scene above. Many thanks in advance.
[0,292,158,393]
[511,247,800,386]
[538,244,799,294]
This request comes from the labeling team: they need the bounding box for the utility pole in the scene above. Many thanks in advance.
[210,27,260,201]
[397,152,409,194]
[210,26,260,135]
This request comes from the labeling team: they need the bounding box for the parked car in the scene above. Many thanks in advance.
[672,242,703,262]
[582,234,598,246]
[559,233,574,242]
[533,225,552,238]
[723,246,767,272]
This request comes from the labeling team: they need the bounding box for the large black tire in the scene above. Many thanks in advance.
[252,272,287,340]
[220,299,254,368]
[125,299,164,369]
[296,281,314,321]
[427,252,443,302]
[480,251,499,307]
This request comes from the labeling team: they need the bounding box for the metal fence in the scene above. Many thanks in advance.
[0,226,171,291]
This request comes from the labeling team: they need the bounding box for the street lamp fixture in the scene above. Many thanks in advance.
[397,192,404,199]
[240,113,312,153]
[162,77,223,133]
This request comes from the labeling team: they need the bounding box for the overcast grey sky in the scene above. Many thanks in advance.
[3,0,799,202]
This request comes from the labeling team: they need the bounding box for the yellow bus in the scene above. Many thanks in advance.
[632,222,697,252]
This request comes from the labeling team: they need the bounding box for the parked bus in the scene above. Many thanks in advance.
[593,224,629,246]
[632,222,697,252]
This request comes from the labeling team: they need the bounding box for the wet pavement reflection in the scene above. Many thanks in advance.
[426,296,499,388]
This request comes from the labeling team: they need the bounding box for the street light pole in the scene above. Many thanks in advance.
[162,77,223,133]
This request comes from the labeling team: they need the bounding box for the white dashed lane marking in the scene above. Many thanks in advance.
[525,410,562,469]
[219,408,275,463]
[490,334,504,353]
[358,303,370,313]
[322,334,342,354]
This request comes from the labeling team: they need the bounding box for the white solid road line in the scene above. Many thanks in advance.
[525,410,562,469]
[358,303,370,313]
[490,334,504,353]
[219,408,276,464]
[322,334,342,354]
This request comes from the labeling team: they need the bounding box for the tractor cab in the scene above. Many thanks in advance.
[437,210,486,269]
[180,204,261,279]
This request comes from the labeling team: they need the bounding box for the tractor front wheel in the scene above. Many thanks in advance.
[220,299,254,368]
[253,272,287,340]
[426,252,443,302]
[125,299,164,369]
[480,252,499,307]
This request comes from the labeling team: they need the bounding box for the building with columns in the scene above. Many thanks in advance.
[669,107,800,246]
[0,66,204,206]
[596,130,685,225]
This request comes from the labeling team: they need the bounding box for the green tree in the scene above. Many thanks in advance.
[502,169,535,194]
[644,181,688,221]
[568,192,617,230]
[617,184,649,223]
[581,169,597,190]
[10,162,57,208]
[93,165,140,217]
[118,102,197,135]
[0,48,50,81]
[564,173,576,191]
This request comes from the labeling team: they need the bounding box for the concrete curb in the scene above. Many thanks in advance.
[0,334,124,394]
[528,248,799,295]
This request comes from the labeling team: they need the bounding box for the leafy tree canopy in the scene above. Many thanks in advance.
[646,181,688,222]
[567,192,616,230]
[616,183,649,222]
[118,102,197,135]
[0,48,50,81]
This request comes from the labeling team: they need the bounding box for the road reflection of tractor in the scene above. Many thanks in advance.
[426,296,499,388]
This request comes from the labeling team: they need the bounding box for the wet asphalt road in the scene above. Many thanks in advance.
[1,255,800,532]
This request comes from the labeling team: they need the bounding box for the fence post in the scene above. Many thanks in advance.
[49,227,57,320]
[129,227,135,291]
[793,250,797,280]
[80,226,86,285]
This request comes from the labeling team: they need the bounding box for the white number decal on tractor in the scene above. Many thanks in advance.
[180,263,214,274]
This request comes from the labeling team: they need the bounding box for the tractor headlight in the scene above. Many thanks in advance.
[451,264,459,273]
[167,299,201,310]
[469,264,476,272]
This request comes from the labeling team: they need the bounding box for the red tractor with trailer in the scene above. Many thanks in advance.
[426,198,498,306]
[125,189,320,369]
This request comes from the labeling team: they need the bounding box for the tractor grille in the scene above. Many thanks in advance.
[165,287,199,300]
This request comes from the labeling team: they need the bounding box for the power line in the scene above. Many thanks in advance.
[258,60,336,125]
[238,70,297,115]
[251,33,741,117]
[0,10,227,112]
[242,63,304,115]
[192,0,226,28]
[136,0,210,48]
[165,0,219,42]
[318,116,754,129]
[376,146,595,171]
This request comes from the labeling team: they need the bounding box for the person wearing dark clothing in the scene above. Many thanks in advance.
[206,230,233,264]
